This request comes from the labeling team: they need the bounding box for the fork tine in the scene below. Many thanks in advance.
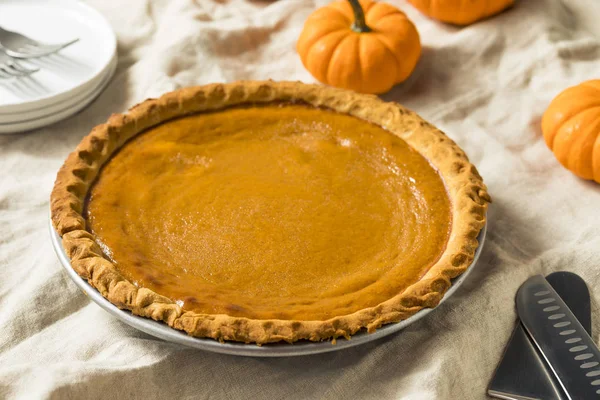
[21,44,62,52]
[6,46,55,59]
[0,69,13,79]
[0,64,34,77]
[0,65,23,76]
[29,38,79,51]
[10,38,80,58]
[6,59,39,74]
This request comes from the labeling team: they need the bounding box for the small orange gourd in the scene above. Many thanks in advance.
[407,0,514,26]
[297,0,421,94]
[541,80,600,184]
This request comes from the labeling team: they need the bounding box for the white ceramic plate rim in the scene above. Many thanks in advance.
[49,217,487,357]
[0,54,117,124]
[0,0,116,113]
[0,59,116,134]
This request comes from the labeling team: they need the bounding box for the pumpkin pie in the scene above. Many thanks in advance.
[51,81,490,344]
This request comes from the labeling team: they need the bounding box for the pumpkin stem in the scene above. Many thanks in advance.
[348,0,371,33]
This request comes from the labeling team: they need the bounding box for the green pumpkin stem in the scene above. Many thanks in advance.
[348,0,371,33]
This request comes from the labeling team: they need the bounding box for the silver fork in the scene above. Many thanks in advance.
[0,50,38,79]
[0,27,79,59]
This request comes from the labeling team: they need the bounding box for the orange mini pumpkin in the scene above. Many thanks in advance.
[297,0,421,94]
[407,0,514,26]
[541,80,600,184]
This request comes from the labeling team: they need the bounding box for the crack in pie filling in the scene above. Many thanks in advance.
[51,82,489,344]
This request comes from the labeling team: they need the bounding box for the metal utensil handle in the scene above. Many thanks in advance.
[516,275,600,399]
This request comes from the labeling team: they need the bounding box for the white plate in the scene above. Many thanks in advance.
[0,51,117,118]
[0,58,116,134]
[0,0,116,113]
[50,218,487,357]
[0,53,117,124]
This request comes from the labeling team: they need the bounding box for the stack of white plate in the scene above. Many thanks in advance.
[0,0,117,134]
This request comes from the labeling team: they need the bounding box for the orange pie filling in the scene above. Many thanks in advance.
[85,104,452,321]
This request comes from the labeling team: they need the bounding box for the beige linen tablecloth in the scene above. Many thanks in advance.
[1,1,600,398]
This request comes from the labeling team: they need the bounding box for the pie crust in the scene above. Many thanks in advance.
[51,81,490,344]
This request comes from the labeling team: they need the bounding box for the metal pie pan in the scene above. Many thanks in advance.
[50,218,486,357]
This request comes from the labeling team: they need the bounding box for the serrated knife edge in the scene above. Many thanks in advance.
[516,275,600,399]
